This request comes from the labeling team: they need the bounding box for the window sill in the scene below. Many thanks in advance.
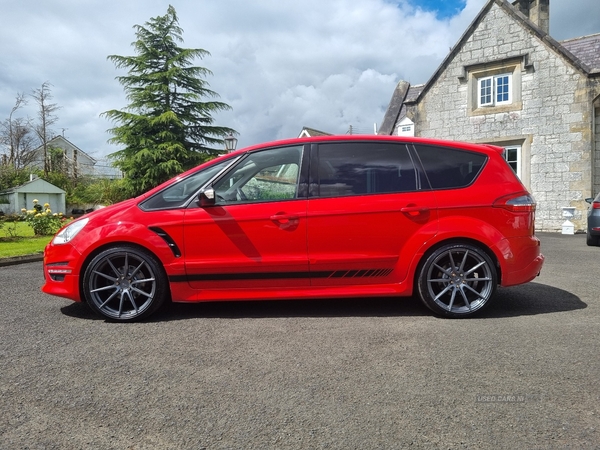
[469,102,522,117]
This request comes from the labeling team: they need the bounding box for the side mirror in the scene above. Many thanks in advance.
[198,188,216,207]
[585,197,593,204]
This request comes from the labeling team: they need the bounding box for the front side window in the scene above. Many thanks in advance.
[314,142,418,197]
[413,144,487,189]
[478,73,512,107]
[140,158,235,211]
[213,145,303,203]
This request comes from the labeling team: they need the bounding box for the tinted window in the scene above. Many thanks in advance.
[140,158,234,210]
[413,144,486,189]
[213,145,303,203]
[315,143,417,197]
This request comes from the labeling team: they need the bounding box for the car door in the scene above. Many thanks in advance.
[307,141,438,286]
[183,145,310,290]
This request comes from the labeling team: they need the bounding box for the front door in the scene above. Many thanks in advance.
[183,145,310,290]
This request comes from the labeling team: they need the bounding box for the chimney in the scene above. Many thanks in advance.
[513,0,550,35]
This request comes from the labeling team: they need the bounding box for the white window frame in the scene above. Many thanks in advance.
[504,145,521,179]
[478,73,512,108]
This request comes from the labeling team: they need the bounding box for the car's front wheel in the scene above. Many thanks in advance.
[82,246,168,321]
[417,243,497,318]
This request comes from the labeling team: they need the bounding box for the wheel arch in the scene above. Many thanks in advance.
[411,237,502,293]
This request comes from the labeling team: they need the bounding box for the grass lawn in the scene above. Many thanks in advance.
[0,222,52,258]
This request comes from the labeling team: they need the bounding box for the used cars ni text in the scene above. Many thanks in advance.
[42,135,544,321]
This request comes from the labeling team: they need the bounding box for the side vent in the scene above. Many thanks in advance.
[149,227,182,257]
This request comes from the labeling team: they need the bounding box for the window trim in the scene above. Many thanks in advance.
[478,73,512,108]
[466,58,523,116]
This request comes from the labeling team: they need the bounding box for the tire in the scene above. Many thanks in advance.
[586,231,600,246]
[82,246,168,321]
[417,243,497,318]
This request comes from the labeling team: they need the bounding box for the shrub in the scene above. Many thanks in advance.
[21,200,71,236]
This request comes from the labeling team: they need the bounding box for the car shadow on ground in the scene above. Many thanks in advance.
[60,281,585,322]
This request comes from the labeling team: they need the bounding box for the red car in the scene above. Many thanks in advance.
[42,136,544,321]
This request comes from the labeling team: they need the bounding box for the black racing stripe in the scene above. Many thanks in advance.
[170,268,394,283]
[172,272,312,282]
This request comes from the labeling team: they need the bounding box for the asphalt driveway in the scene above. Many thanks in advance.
[0,232,598,449]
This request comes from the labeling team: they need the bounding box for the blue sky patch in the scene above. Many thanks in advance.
[412,0,467,18]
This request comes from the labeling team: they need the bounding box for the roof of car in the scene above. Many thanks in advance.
[232,135,504,156]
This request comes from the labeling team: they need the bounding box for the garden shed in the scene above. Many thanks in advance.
[0,178,66,215]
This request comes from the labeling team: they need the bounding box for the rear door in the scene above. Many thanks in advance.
[307,141,438,286]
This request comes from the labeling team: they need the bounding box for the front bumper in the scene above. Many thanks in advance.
[41,242,84,302]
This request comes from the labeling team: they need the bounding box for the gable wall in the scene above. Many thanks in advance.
[29,137,96,176]
[407,2,594,231]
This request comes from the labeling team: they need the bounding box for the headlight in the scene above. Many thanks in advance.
[52,218,89,245]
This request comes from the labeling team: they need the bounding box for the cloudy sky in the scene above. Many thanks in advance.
[1,0,599,164]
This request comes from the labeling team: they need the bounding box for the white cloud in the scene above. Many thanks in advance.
[0,0,598,157]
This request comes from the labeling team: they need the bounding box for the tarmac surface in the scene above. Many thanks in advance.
[0,232,598,449]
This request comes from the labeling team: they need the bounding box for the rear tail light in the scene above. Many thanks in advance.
[493,193,536,212]
[593,202,600,210]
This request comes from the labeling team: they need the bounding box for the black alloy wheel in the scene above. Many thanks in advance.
[83,246,168,321]
[417,243,497,318]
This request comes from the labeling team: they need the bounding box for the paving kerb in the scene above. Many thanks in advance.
[0,254,44,267]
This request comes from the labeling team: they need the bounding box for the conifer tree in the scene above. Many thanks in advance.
[103,5,235,195]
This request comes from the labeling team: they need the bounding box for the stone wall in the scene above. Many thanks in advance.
[595,104,600,196]
[403,2,596,232]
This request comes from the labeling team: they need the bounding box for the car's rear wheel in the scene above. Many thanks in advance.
[82,246,168,321]
[417,243,497,318]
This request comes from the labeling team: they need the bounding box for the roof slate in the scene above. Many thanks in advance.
[561,33,600,73]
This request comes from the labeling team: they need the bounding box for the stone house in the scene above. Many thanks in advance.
[379,0,600,232]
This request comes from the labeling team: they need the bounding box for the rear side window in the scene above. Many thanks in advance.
[314,142,417,197]
[413,144,487,189]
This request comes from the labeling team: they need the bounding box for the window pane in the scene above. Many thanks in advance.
[213,146,303,203]
[316,143,417,197]
[140,158,234,210]
[496,75,510,103]
[479,78,492,106]
[414,145,487,189]
[504,146,520,176]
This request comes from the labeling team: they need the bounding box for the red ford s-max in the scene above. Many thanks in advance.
[42,135,544,321]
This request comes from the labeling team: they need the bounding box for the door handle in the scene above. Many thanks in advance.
[270,213,298,224]
[400,205,429,217]
[270,212,299,231]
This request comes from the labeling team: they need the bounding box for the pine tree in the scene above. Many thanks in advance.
[103,5,235,196]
